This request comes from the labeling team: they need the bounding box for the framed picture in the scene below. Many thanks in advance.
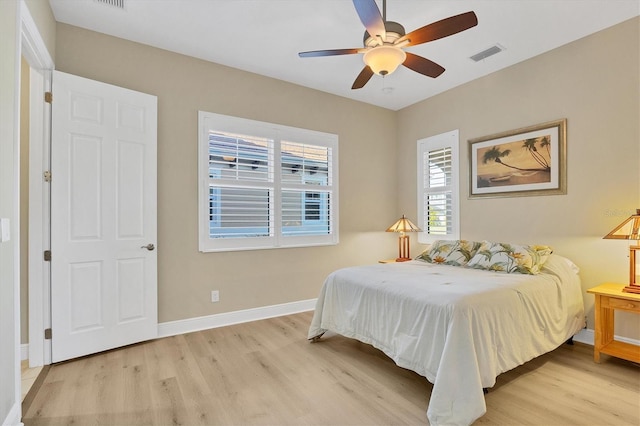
[468,119,567,198]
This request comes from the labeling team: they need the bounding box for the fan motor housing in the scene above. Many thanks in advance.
[363,21,406,46]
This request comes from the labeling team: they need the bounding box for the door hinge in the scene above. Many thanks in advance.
[44,91,52,104]
[44,328,52,340]
[44,170,52,182]
[44,250,51,261]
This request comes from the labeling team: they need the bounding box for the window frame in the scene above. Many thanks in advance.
[417,130,460,244]
[198,111,339,252]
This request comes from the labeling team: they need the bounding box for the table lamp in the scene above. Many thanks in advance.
[603,208,640,293]
[386,215,421,262]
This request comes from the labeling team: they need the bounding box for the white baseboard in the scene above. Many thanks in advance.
[19,299,315,366]
[20,343,28,361]
[1,401,23,426]
[572,328,640,347]
[158,298,317,339]
[573,328,594,345]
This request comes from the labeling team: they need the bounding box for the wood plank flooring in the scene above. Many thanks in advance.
[23,311,640,425]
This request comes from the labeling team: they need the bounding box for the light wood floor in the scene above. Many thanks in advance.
[21,361,43,401]
[23,311,639,425]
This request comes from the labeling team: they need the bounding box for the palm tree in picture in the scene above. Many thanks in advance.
[540,135,551,156]
[482,145,549,172]
[522,137,550,170]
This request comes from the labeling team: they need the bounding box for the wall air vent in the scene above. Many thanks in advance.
[470,44,505,62]
[95,0,125,9]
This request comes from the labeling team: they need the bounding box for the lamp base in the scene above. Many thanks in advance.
[622,284,640,294]
[396,235,411,262]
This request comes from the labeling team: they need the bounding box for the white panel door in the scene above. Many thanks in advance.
[50,71,157,362]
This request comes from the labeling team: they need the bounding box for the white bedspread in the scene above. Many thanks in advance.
[308,254,584,425]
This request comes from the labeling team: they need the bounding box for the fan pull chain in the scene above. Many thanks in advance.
[381,75,393,94]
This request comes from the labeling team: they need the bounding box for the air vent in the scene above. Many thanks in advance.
[95,0,125,9]
[470,44,505,62]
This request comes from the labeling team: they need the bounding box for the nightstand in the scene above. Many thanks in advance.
[587,283,640,363]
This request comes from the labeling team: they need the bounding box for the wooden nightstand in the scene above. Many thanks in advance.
[587,283,640,363]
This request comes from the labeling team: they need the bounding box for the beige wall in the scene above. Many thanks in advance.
[55,24,399,323]
[397,17,640,339]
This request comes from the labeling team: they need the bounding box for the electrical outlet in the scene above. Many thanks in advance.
[211,290,219,303]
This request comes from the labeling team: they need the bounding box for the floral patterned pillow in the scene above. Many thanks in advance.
[416,240,482,266]
[466,242,553,274]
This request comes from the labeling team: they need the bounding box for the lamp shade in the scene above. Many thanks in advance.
[386,215,421,233]
[363,46,406,76]
[603,209,640,240]
[603,208,640,293]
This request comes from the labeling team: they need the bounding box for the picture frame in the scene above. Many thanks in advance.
[468,119,567,198]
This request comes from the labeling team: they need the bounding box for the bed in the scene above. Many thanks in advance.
[308,241,584,426]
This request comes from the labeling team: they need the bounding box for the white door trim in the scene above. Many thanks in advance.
[21,0,54,368]
[27,67,52,367]
[20,0,53,70]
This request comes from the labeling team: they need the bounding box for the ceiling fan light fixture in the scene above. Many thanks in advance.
[298,1,478,89]
[363,45,406,76]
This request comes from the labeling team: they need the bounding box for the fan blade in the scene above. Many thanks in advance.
[403,52,445,78]
[352,0,386,40]
[352,66,374,89]
[398,11,478,47]
[299,48,364,58]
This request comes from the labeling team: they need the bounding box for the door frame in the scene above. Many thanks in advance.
[20,0,54,367]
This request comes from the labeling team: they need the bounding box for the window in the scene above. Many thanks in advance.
[304,192,321,221]
[417,130,459,243]
[198,112,338,252]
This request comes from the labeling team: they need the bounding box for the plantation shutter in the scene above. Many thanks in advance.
[280,141,333,237]
[208,131,274,240]
[423,147,453,236]
[198,111,339,252]
[417,130,459,243]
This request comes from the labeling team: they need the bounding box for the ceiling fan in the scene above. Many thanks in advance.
[298,0,478,89]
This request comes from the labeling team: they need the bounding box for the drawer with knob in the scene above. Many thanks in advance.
[603,296,640,313]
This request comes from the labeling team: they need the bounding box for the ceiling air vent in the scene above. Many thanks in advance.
[470,44,505,62]
[95,0,125,9]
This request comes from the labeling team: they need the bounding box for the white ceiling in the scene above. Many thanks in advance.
[49,0,639,111]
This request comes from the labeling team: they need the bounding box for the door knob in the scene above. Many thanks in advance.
[141,243,155,251]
